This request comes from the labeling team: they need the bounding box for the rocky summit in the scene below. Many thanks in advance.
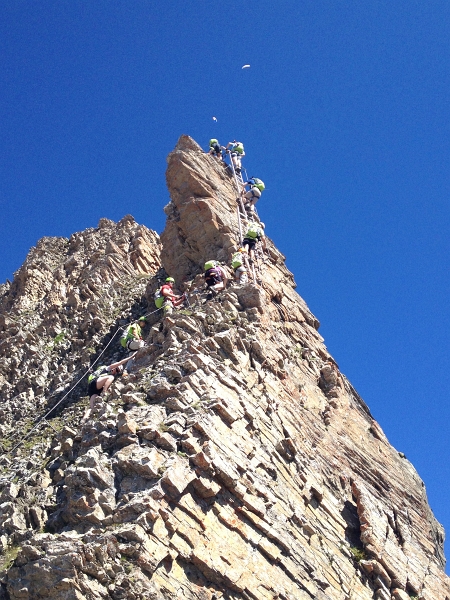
[0,135,448,600]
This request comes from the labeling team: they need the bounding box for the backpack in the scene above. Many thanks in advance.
[205,267,222,286]
[120,323,132,348]
[204,260,218,271]
[120,322,142,347]
[234,142,244,154]
[251,178,265,192]
[231,252,244,269]
[246,223,262,240]
[209,138,218,147]
[154,287,165,309]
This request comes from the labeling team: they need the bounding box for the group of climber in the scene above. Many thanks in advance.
[207,138,268,281]
[86,139,267,411]
[208,139,245,174]
[207,139,265,218]
[204,222,265,295]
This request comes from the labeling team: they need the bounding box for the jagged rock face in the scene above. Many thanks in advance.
[0,138,448,600]
[0,215,160,392]
[162,136,240,284]
[0,215,161,495]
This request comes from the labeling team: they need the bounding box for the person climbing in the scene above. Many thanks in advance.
[119,317,147,374]
[84,355,131,419]
[242,222,266,262]
[242,178,265,214]
[231,248,248,285]
[120,317,147,351]
[204,260,228,298]
[207,138,224,160]
[154,277,185,315]
[226,140,245,174]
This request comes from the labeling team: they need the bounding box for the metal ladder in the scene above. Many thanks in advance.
[227,157,267,285]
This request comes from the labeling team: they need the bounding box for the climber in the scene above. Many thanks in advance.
[242,178,265,214]
[207,138,224,160]
[119,317,148,374]
[154,277,185,315]
[204,260,228,298]
[231,248,248,285]
[120,317,147,351]
[85,355,131,412]
[226,140,245,174]
[242,222,266,262]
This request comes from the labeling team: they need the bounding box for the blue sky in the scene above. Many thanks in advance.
[1,1,449,568]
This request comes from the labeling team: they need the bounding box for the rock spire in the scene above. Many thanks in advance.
[0,136,447,599]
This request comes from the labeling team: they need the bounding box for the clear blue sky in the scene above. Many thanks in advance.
[1,1,449,568]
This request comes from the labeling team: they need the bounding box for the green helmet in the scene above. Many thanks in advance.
[204,260,218,271]
[165,277,175,283]
[138,317,146,322]
[210,138,218,147]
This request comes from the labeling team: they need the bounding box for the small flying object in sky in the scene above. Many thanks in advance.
[242,64,250,69]
[212,116,217,122]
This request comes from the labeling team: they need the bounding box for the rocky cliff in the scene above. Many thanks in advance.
[0,135,448,600]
